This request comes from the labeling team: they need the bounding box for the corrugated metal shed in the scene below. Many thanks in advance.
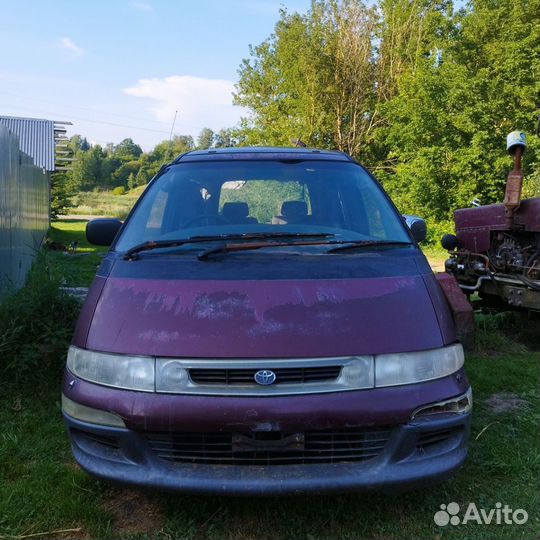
[0,116,58,171]
[0,124,50,296]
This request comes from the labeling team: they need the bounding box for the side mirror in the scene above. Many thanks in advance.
[86,218,123,246]
[441,234,458,251]
[403,215,427,243]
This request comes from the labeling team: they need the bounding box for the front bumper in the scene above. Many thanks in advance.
[64,409,471,495]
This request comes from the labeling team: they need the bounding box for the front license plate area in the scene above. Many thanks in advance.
[232,432,305,452]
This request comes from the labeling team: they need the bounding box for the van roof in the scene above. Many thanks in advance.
[174,146,353,163]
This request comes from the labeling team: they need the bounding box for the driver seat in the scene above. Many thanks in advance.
[222,202,257,224]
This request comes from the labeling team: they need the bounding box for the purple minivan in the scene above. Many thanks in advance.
[62,147,472,494]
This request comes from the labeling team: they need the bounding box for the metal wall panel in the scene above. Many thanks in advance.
[0,125,50,296]
[0,116,56,171]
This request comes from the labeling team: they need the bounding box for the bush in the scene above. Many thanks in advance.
[424,218,455,246]
[112,186,126,196]
[0,254,80,387]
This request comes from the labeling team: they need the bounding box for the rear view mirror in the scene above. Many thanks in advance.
[402,215,427,243]
[86,218,123,246]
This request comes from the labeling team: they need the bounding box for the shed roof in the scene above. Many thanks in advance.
[0,115,71,172]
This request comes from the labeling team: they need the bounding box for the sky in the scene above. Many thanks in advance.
[0,0,310,150]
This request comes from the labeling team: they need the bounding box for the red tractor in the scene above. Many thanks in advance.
[442,130,540,313]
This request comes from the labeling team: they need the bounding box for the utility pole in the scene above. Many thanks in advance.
[169,109,178,142]
[168,110,178,158]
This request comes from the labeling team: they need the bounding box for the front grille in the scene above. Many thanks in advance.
[145,428,391,465]
[189,366,341,385]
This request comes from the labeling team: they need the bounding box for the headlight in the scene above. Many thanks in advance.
[67,346,154,392]
[375,344,464,387]
[62,394,126,427]
[66,344,464,393]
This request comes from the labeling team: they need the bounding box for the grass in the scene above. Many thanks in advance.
[0,220,538,540]
[69,187,145,220]
[422,244,448,272]
[1,354,537,540]
[47,220,109,287]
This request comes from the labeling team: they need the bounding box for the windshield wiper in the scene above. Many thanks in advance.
[198,237,335,260]
[198,238,413,260]
[325,240,413,254]
[123,232,334,260]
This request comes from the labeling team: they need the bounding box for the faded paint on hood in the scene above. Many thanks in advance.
[84,269,445,358]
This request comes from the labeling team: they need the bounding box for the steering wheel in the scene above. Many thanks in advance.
[183,214,231,227]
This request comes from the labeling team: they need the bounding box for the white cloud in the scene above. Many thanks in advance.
[60,37,84,57]
[131,1,154,12]
[123,75,245,135]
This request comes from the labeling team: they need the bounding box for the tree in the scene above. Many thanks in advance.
[380,0,540,229]
[112,160,141,187]
[127,172,137,190]
[150,135,195,166]
[234,1,379,160]
[214,128,237,148]
[50,172,77,218]
[135,166,151,186]
[233,0,539,241]
[68,134,90,153]
[100,155,121,187]
[51,135,88,216]
[70,145,105,191]
[376,0,452,102]
[114,138,143,162]
[65,133,196,192]
[197,128,215,149]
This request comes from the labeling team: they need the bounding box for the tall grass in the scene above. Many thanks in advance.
[0,254,80,386]
[69,188,143,219]
[475,311,540,354]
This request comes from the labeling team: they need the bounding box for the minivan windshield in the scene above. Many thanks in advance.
[115,159,410,252]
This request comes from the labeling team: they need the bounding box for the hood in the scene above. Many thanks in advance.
[81,251,449,358]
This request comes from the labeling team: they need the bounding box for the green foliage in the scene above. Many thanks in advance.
[1,350,538,539]
[214,127,238,147]
[197,127,215,149]
[220,180,306,223]
[46,220,109,286]
[0,231,538,540]
[135,166,151,185]
[67,133,90,153]
[113,137,142,162]
[235,0,540,240]
[69,144,106,191]
[64,133,198,192]
[112,186,126,195]
[111,159,140,187]
[50,172,77,218]
[70,190,140,220]
[0,254,79,386]
[60,0,539,239]
[234,1,380,159]
[381,0,540,222]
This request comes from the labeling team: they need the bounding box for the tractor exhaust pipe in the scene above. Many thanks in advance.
[503,131,527,227]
